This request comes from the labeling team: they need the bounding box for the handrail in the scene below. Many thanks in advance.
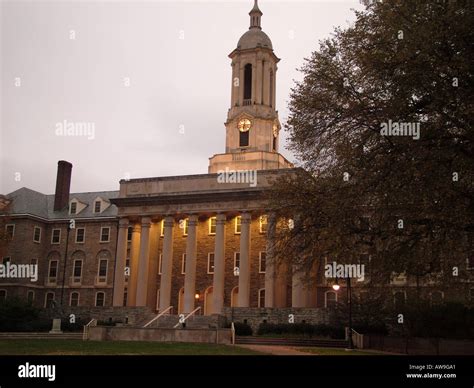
[82,319,97,340]
[143,306,173,328]
[351,328,361,336]
[173,306,201,328]
[231,322,236,345]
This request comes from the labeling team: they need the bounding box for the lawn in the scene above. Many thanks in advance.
[297,347,387,356]
[0,340,266,355]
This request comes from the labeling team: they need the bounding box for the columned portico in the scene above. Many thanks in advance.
[237,212,251,307]
[158,216,174,312]
[183,215,198,313]
[136,217,151,306]
[212,213,226,314]
[113,218,129,306]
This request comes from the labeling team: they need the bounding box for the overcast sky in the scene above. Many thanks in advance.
[1,0,363,195]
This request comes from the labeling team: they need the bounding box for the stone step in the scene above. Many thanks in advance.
[139,314,220,329]
[0,332,83,340]
[235,336,349,348]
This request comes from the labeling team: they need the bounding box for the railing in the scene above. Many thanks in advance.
[231,322,236,345]
[243,99,252,106]
[143,306,173,328]
[351,328,364,349]
[173,307,201,328]
[82,319,97,340]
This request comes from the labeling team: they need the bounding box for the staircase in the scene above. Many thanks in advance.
[0,332,83,340]
[139,314,220,329]
[235,336,349,348]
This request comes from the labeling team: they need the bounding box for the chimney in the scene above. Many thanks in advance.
[54,161,73,211]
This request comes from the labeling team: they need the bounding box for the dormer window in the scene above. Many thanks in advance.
[70,202,77,215]
[94,201,101,213]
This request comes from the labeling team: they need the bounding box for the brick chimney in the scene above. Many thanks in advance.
[54,161,72,211]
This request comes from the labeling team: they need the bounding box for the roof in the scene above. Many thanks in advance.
[5,187,119,220]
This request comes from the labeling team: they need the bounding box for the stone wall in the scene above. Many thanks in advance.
[88,326,232,345]
[222,307,330,331]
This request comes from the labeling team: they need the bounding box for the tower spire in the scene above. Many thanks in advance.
[249,0,263,30]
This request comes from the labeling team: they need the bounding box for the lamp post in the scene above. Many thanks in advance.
[333,276,353,349]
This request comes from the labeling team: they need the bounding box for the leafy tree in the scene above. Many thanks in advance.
[268,1,473,293]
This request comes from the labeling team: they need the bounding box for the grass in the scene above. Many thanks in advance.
[0,339,266,355]
[297,347,387,356]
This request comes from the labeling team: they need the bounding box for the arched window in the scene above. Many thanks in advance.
[240,130,249,147]
[325,291,337,308]
[45,292,55,308]
[95,292,105,307]
[70,292,80,306]
[244,64,252,101]
[27,290,35,304]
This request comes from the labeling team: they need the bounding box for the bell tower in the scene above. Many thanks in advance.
[209,0,293,173]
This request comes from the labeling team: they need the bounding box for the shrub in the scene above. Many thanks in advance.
[233,322,253,336]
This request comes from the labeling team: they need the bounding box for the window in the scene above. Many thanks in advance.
[244,63,252,100]
[207,253,215,274]
[467,256,474,270]
[182,219,188,236]
[48,260,58,280]
[73,260,82,278]
[0,289,6,301]
[430,291,444,305]
[98,259,108,278]
[70,292,79,307]
[325,291,337,308]
[33,226,41,243]
[259,252,266,273]
[239,130,249,147]
[70,202,77,214]
[2,257,11,265]
[100,227,110,242]
[27,290,35,303]
[95,292,105,307]
[51,229,61,244]
[181,253,186,274]
[158,253,163,275]
[75,228,85,243]
[160,220,164,237]
[259,215,268,234]
[258,289,265,308]
[209,217,216,235]
[5,224,15,240]
[234,252,240,276]
[45,292,55,308]
[394,291,406,310]
[127,226,133,242]
[235,216,242,234]
[94,201,101,213]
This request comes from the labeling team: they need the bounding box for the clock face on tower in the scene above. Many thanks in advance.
[238,118,252,132]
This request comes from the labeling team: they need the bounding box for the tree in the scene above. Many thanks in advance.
[268,1,474,294]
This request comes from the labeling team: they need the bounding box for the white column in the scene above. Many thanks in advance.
[127,224,140,306]
[237,213,251,307]
[136,217,151,306]
[158,216,174,312]
[212,213,226,314]
[183,215,198,313]
[264,214,276,307]
[113,218,129,306]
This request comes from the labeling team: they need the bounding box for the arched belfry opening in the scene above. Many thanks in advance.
[244,64,252,103]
